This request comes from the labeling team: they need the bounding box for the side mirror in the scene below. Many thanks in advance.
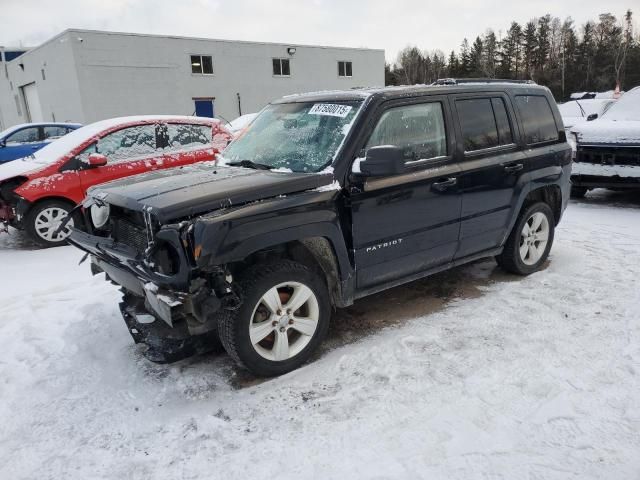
[586,113,598,121]
[356,145,405,177]
[88,153,108,167]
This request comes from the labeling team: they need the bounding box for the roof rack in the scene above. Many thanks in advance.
[433,78,537,86]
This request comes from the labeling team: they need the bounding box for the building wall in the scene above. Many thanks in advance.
[0,34,84,129]
[0,30,385,128]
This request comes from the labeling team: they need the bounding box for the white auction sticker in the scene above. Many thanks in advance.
[308,103,353,118]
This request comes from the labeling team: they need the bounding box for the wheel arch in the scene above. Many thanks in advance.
[224,233,354,308]
[522,184,562,225]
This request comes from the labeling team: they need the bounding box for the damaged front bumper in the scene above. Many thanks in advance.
[68,228,227,362]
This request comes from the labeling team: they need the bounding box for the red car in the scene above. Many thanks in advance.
[0,115,232,247]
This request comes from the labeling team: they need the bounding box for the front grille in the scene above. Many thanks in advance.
[577,146,640,167]
[112,218,149,254]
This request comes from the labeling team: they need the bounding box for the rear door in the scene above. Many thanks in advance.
[349,96,462,291]
[158,123,218,168]
[513,94,565,178]
[452,93,527,259]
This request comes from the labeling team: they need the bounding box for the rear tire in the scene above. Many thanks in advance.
[217,260,330,377]
[25,199,81,248]
[497,202,555,275]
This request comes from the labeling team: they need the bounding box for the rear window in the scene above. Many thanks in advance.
[515,95,558,144]
[456,98,513,151]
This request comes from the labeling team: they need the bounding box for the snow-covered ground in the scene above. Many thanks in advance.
[1,191,640,479]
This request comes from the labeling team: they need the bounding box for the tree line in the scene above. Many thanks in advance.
[385,11,639,101]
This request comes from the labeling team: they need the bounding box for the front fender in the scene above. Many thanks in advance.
[192,190,353,281]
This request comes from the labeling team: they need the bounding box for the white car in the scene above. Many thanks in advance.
[569,86,640,197]
[558,98,616,130]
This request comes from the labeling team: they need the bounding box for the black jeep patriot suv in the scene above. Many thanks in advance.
[69,81,571,376]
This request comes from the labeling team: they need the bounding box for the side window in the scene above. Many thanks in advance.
[43,126,69,140]
[366,102,447,162]
[97,125,156,162]
[491,98,513,145]
[166,124,212,150]
[6,127,40,144]
[457,97,514,151]
[515,95,558,144]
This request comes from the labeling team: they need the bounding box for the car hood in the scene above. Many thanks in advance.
[572,119,640,145]
[90,163,335,222]
[0,157,48,182]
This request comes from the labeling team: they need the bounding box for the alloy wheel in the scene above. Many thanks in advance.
[249,281,320,361]
[519,211,549,266]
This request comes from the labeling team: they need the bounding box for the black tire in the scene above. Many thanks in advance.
[497,202,555,275]
[25,199,81,248]
[570,186,588,199]
[217,260,331,377]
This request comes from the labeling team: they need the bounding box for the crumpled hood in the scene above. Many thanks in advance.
[0,157,48,182]
[89,163,334,222]
[572,120,640,145]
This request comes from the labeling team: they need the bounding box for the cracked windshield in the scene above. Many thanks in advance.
[223,101,362,172]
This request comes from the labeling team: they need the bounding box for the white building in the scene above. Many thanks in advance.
[0,30,385,129]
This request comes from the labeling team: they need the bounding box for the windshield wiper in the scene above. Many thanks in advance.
[228,160,273,170]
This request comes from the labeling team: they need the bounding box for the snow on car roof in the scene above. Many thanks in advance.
[601,86,640,121]
[30,115,220,164]
[0,122,82,139]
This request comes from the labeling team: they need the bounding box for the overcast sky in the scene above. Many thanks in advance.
[1,0,635,61]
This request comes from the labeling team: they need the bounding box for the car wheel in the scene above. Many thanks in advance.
[25,200,79,248]
[497,202,555,275]
[570,186,588,199]
[217,260,331,377]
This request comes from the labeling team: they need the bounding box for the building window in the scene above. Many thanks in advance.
[191,55,213,75]
[273,58,291,76]
[338,61,352,77]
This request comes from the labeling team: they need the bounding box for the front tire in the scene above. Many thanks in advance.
[25,200,79,248]
[497,202,555,275]
[217,260,331,377]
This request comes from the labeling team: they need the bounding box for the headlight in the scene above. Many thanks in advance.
[90,203,110,228]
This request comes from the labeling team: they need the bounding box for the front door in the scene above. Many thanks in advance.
[76,124,164,194]
[451,94,527,259]
[349,97,462,291]
[0,126,44,162]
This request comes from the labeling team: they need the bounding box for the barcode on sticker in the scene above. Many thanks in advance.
[309,104,353,118]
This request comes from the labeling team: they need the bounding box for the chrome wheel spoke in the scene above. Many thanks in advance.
[261,287,282,314]
[519,242,529,260]
[272,331,290,361]
[291,316,317,337]
[285,284,312,313]
[250,320,275,345]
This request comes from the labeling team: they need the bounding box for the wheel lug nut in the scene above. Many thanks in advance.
[276,310,282,316]
[288,319,294,324]
[279,327,285,332]
[272,320,278,326]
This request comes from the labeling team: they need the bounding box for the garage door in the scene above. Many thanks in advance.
[21,83,43,122]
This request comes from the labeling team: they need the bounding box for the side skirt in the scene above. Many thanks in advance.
[352,247,503,301]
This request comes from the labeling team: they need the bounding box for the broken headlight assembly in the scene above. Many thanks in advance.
[90,203,110,229]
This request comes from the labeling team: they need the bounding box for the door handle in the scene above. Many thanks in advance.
[432,177,457,192]
[504,163,524,173]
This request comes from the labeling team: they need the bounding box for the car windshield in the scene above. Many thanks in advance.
[221,100,362,172]
[601,88,640,121]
